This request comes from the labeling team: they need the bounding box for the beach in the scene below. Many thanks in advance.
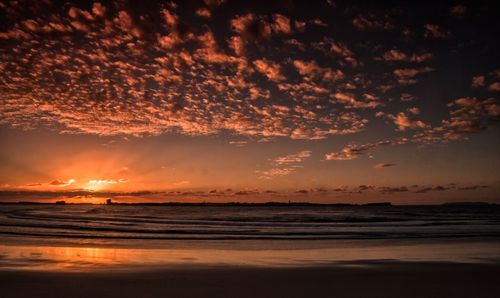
[1,261,500,298]
[1,236,500,297]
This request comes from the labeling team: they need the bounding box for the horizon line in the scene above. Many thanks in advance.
[0,201,496,207]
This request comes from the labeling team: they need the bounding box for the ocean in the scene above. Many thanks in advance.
[1,204,499,241]
[1,203,500,271]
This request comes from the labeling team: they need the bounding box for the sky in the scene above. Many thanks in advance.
[0,0,499,204]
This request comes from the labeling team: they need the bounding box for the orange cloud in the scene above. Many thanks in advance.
[326,139,408,161]
[253,59,286,82]
[49,179,76,187]
[381,49,432,63]
[273,151,312,165]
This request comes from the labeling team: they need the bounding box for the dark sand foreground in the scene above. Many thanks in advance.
[1,261,500,298]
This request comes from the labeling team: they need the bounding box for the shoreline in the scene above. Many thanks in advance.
[1,236,500,272]
[2,233,500,248]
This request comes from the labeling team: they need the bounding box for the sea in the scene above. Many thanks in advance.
[1,203,500,270]
[1,203,500,240]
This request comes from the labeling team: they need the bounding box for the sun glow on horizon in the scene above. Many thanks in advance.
[84,179,128,191]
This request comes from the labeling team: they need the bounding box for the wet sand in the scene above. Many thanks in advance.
[1,261,500,298]
[2,236,500,270]
[1,237,499,297]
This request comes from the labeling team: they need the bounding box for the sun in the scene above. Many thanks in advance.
[84,181,101,191]
[84,179,119,191]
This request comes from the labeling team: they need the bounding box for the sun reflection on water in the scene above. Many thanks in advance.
[1,240,500,272]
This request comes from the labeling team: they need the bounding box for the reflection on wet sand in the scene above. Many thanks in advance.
[1,239,500,271]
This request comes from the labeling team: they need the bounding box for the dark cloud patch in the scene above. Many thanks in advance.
[378,186,408,193]
[326,139,407,161]
[358,185,375,191]
[449,5,467,17]
[374,163,396,169]
[415,186,451,193]
[352,13,394,31]
[458,185,489,191]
